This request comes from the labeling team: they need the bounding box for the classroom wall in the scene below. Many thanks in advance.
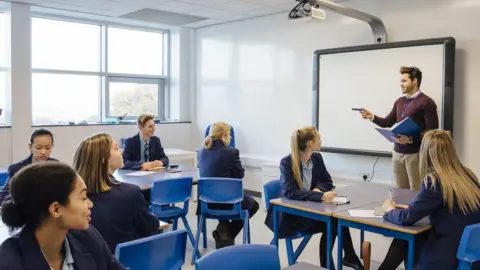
[194,0,480,191]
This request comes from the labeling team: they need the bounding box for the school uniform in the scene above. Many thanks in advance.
[87,178,160,253]
[0,224,125,270]
[382,176,480,270]
[197,139,259,243]
[264,152,362,269]
[122,133,169,170]
[0,155,57,204]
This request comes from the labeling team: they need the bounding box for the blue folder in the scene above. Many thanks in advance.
[375,117,421,143]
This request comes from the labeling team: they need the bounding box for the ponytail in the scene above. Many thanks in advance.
[291,130,304,189]
[204,135,214,150]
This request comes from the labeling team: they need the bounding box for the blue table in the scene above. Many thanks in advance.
[0,166,8,187]
[334,196,431,270]
[270,182,420,269]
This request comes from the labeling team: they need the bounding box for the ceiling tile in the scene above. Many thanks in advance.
[218,13,255,21]
[177,0,232,7]
[186,7,235,19]
[276,2,295,11]
[183,18,226,28]
[213,1,266,13]
[152,1,203,12]
[246,6,283,16]
[243,0,292,7]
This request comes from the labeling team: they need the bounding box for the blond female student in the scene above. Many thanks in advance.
[74,133,159,253]
[371,130,480,270]
[265,126,363,269]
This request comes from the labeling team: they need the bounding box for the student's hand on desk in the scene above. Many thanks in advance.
[140,162,156,170]
[153,160,164,167]
[393,134,412,145]
[395,204,409,210]
[321,191,337,202]
[382,199,396,213]
[313,188,321,192]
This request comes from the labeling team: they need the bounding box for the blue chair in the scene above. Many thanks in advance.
[457,223,480,269]
[205,124,235,147]
[150,177,195,247]
[195,244,280,270]
[263,179,366,265]
[191,177,251,265]
[264,179,313,266]
[0,172,7,187]
[115,229,187,270]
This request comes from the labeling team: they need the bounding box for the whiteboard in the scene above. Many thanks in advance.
[313,39,455,156]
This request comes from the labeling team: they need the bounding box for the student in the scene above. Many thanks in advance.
[197,122,259,249]
[265,127,363,269]
[369,129,480,270]
[360,66,439,191]
[0,162,125,270]
[0,129,57,204]
[73,133,160,253]
[122,114,169,170]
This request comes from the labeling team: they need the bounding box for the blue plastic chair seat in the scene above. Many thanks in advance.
[151,205,184,218]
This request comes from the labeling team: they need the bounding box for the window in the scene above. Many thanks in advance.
[0,72,6,125]
[31,17,169,125]
[0,13,7,126]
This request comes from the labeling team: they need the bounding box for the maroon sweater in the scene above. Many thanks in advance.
[373,92,439,154]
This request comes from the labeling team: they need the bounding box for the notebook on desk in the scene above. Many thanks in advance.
[375,117,420,143]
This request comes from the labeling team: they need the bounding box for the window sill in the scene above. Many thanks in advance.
[0,125,11,128]
[31,120,191,128]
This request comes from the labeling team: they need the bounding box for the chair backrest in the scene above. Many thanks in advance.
[120,138,126,149]
[150,177,193,205]
[115,229,187,270]
[195,244,280,270]
[457,223,480,263]
[0,173,7,187]
[205,124,235,148]
[198,178,243,216]
[263,179,282,210]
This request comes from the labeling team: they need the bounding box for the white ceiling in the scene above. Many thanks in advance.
[6,0,304,28]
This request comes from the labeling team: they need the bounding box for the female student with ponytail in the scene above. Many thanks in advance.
[265,126,363,269]
[0,162,125,270]
[197,122,259,249]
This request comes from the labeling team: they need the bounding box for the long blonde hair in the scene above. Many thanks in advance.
[291,126,319,189]
[73,133,118,194]
[419,129,480,214]
[204,122,231,150]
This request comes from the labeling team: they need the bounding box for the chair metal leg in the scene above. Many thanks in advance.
[181,216,196,247]
[294,235,312,261]
[191,216,205,265]
[242,211,249,244]
[202,218,207,249]
[285,238,295,266]
[173,218,179,230]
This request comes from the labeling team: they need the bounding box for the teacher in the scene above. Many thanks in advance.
[360,66,439,190]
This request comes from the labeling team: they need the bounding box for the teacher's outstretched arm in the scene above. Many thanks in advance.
[360,105,397,128]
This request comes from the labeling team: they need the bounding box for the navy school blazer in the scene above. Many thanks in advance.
[383,177,480,270]
[0,155,58,205]
[122,134,169,170]
[264,152,334,237]
[197,139,256,213]
[0,225,125,270]
[87,179,160,253]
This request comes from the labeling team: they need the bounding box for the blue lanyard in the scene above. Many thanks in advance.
[401,92,420,119]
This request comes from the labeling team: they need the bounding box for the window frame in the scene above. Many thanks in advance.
[30,13,171,125]
[0,12,8,126]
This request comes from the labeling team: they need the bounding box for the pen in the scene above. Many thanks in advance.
[351,108,362,111]
[389,189,392,200]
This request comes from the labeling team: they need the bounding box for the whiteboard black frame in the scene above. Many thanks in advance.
[312,37,456,158]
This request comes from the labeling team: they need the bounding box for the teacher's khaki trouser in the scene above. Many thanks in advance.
[392,151,421,191]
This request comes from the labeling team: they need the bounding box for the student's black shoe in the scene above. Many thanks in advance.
[342,257,364,270]
[212,230,234,249]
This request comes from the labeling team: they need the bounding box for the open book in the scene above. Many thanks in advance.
[375,117,420,143]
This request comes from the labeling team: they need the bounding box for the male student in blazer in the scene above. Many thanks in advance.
[122,114,169,170]
[360,66,439,191]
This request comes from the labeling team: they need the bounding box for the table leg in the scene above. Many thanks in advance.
[406,235,415,270]
[326,217,332,270]
[337,221,344,270]
[273,206,279,248]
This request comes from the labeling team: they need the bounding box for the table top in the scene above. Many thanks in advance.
[283,262,326,270]
[333,200,431,234]
[270,182,418,216]
[113,165,199,190]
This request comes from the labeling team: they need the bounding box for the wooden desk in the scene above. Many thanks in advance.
[283,262,326,270]
[113,165,199,190]
[334,200,431,270]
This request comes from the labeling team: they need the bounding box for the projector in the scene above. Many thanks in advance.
[288,0,326,21]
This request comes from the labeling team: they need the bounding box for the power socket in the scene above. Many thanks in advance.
[361,173,370,182]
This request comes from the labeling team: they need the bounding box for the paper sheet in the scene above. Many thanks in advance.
[332,196,349,204]
[126,171,156,176]
[348,209,383,218]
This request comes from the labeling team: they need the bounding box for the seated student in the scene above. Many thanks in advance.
[369,129,480,270]
[122,114,169,170]
[197,122,259,249]
[0,128,57,204]
[265,126,363,270]
[0,162,125,270]
[73,133,160,253]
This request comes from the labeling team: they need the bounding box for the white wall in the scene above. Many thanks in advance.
[194,0,480,189]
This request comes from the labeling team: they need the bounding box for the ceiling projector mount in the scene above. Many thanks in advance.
[288,0,387,44]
